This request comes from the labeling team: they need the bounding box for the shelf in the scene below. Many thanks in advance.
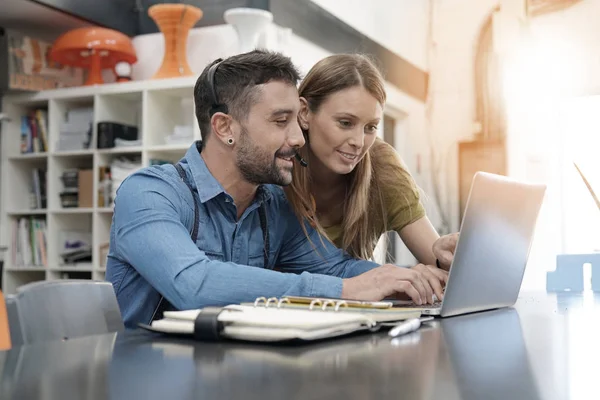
[146,144,191,152]
[4,76,197,103]
[51,266,94,272]
[9,153,48,161]
[52,150,95,157]
[51,208,94,214]
[5,267,47,272]
[97,147,143,155]
[1,76,199,293]
[7,209,47,216]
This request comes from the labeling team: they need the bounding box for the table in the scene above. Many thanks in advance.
[1,291,599,400]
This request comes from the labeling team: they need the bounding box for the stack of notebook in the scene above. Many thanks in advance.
[141,296,421,342]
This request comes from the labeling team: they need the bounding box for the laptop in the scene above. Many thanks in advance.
[395,171,546,317]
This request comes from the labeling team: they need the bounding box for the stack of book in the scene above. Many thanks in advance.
[11,217,47,267]
[20,109,48,154]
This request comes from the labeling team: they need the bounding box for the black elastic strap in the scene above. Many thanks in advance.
[193,307,224,341]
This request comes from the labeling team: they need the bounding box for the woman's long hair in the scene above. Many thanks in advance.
[284,54,396,260]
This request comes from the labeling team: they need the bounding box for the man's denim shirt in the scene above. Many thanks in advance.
[106,143,378,328]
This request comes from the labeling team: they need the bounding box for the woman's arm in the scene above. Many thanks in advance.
[398,216,439,266]
[399,218,459,270]
[369,140,457,269]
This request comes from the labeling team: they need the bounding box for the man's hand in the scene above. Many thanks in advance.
[432,233,459,270]
[342,264,444,305]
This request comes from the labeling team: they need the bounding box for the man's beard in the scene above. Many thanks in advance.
[235,126,295,186]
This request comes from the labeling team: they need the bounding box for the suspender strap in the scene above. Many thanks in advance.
[174,163,199,242]
[258,203,269,268]
[150,162,271,323]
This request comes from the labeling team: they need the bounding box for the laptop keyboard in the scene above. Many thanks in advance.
[412,301,442,308]
[395,301,443,308]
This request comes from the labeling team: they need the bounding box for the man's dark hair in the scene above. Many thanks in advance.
[194,49,301,146]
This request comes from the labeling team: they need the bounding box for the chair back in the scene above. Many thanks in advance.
[6,280,123,345]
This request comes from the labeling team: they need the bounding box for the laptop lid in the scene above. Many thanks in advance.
[440,172,546,317]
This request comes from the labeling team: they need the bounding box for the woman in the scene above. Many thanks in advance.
[284,54,458,300]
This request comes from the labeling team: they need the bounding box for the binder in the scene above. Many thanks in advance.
[258,296,395,310]
[140,297,421,343]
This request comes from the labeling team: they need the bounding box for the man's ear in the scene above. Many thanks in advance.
[210,112,233,145]
[298,97,310,130]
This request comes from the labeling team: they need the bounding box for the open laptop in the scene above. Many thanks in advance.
[395,171,546,317]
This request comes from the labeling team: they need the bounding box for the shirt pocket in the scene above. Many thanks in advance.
[248,250,279,269]
[195,227,224,261]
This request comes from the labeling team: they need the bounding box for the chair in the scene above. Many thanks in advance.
[0,290,11,350]
[6,280,124,345]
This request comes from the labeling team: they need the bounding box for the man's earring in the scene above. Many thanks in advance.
[227,137,234,145]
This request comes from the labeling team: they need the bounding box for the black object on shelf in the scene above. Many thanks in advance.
[59,192,79,208]
[97,122,139,149]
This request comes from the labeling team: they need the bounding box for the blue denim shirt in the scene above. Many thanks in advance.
[106,143,378,328]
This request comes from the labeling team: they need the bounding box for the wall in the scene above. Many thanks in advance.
[430,0,600,291]
[425,0,499,234]
[503,0,600,292]
[310,0,430,71]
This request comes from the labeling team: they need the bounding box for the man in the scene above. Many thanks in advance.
[106,50,449,328]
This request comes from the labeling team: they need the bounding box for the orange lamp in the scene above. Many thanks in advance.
[50,27,137,86]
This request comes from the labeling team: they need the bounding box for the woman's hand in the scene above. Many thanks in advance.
[432,233,459,271]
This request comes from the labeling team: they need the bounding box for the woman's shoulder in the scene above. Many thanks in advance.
[369,138,426,228]
[370,138,419,193]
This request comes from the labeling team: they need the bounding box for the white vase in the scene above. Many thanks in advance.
[224,7,273,54]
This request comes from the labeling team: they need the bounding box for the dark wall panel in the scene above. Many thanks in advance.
[31,0,137,36]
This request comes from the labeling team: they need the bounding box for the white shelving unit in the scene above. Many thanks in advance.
[1,76,200,294]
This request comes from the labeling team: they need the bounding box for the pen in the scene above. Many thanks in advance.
[388,317,433,338]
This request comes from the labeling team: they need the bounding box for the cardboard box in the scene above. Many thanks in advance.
[0,29,84,92]
[78,169,93,208]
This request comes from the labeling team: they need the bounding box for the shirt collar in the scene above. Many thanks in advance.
[183,141,272,204]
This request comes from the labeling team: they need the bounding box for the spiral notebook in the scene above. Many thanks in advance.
[141,297,421,342]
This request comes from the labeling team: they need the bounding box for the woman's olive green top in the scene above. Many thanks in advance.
[322,160,426,248]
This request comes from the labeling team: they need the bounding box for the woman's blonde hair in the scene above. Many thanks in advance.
[284,53,400,260]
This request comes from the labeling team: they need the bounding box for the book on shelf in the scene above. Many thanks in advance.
[11,217,47,267]
[30,167,47,209]
[20,109,48,154]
